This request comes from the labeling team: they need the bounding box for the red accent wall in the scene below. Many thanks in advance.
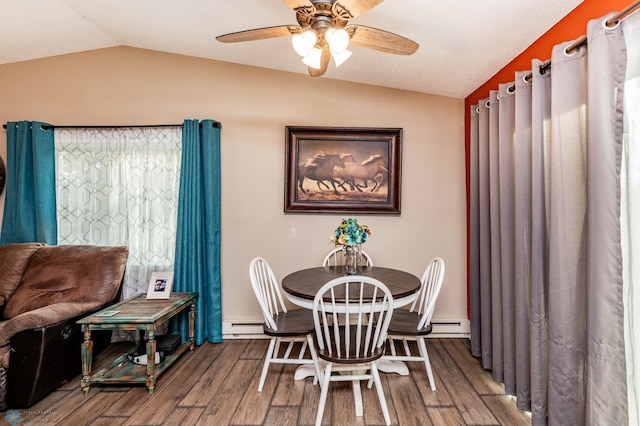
[463,0,634,317]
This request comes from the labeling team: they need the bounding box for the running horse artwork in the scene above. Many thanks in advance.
[285,126,402,214]
[337,154,388,192]
[298,153,346,195]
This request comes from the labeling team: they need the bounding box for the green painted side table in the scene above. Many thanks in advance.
[77,292,198,394]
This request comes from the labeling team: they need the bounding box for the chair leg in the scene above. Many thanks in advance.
[283,339,294,359]
[389,337,397,356]
[315,363,333,426]
[402,337,411,356]
[299,339,309,360]
[370,362,391,426]
[307,334,322,386]
[417,337,436,392]
[258,337,277,392]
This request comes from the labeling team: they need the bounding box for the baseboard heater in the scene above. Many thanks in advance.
[430,320,470,338]
[222,318,470,339]
[222,320,266,339]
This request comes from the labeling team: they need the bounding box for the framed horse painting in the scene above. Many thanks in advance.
[284,126,402,214]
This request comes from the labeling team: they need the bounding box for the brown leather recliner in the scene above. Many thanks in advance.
[0,243,128,409]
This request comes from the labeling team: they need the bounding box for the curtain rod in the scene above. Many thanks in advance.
[523,0,640,82]
[2,122,221,130]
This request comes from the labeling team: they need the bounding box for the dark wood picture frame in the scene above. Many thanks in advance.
[284,126,402,214]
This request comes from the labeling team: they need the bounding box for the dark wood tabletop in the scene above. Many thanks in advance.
[282,266,421,304]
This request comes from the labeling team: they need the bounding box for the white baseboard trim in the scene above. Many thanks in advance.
[222,318,470,340]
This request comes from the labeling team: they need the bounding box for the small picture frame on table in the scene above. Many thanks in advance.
[146,271,174,299]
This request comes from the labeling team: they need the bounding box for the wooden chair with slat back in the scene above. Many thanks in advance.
[249,257,321,391]
[312,276,394,426]
[384,256,445,392]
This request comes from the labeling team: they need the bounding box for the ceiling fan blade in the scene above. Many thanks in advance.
[348,25,419,55]
[216,25,299,43]
[337,0,385,18]
[282,0,313,9]
[308,46,331,77]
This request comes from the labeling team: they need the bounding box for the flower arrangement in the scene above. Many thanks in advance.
[330,218,372,247]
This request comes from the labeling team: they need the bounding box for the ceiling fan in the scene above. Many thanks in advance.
[216,0,419,77]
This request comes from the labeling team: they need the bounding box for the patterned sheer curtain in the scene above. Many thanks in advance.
[54,127,182,299]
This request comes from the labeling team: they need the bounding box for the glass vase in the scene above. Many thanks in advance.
[343,244,362,275]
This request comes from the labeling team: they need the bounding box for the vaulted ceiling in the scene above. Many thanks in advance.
[0,0,584,98]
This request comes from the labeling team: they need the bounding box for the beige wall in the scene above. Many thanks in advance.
[0,47,466,326]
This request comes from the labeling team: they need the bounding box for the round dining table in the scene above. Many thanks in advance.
[282,265,421,310]
[282,265,422,417]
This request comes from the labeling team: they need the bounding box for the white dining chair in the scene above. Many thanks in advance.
[249,257,320,391]
[384,256,445,391]
[322,247,373,267]
[312,276,394,426]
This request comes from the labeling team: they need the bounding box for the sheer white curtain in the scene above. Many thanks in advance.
[622,10,640,426]
[54,127,182,299]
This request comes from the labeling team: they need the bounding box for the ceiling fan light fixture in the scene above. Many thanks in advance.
[325,28,335,41]
[326,28,350,54]
[301,47,323,69]
[292,34,310,57]
[302,29,318,45]
[331,49,352,67]
[292,29,318,57]
[216,0,419,78]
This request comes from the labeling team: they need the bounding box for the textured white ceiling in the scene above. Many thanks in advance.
[0,0,584,98]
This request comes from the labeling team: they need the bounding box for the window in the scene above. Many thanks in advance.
[55,127,182,298]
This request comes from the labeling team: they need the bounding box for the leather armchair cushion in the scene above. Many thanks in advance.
[0,243,45,306]
[4,245,128,319]
[0,302,103,368]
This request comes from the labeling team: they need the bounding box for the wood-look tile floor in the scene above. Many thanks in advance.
[13,338,531,425]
